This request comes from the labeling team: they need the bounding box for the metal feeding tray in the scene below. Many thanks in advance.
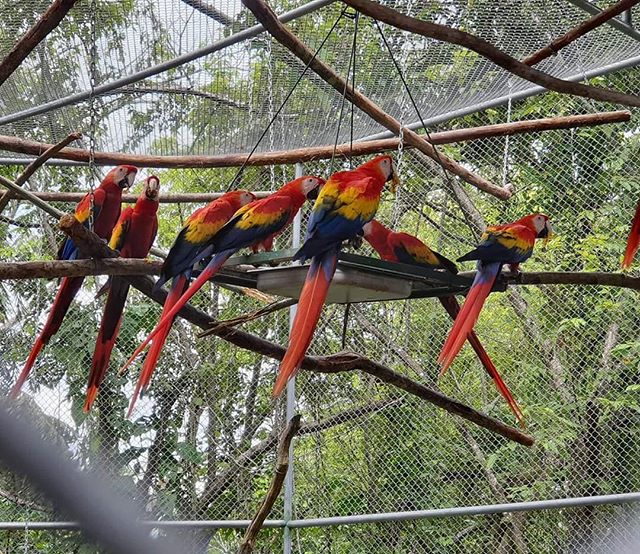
[210,248,495,304]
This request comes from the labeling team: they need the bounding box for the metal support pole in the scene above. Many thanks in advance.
[0,0,337,128]
[565,0,640,42]
[283,162,303,554]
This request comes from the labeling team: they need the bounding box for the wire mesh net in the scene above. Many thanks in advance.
[0,0,639,552]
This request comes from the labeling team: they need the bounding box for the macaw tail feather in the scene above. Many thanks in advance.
[272,248,338,398]
[127,274,189,418]
[10,276,84,398]
[438,295,524,427]
[83,279,129,412]
[437,262,501,375]
[118,250,234,378]
[622,201,640,269]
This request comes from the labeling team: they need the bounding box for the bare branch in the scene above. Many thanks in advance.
[522,0,640,66]
[238,415,301,554]
[0,132,82,213]
[0,0,79,87]
[343,0,640,107]
[0,111,628,170]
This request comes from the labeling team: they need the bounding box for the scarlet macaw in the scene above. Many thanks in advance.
[126,189,256,416]
[272,155,398,398]
[362,219,524,426]
[118,176,325,383]
[10,165,138,398]
[83,176,161,412]
[622,201,640,269]
[438,213,553,374]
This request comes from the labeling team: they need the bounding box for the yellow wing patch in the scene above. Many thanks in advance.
[183,219,226,244]
[483,225,534,254]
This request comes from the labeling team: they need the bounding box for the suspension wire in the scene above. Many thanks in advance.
[266,38,276,190]
[349,12,359,169]
[329,10,359,174]
[225,9,347,192]
[373,19,480,239]
[88,0,98,231]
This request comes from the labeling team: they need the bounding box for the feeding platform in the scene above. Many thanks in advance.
[210,248,508,304]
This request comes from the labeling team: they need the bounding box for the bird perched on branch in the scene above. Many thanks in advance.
[10,165,138,398]
[622,201,640,269]
[438,213,553,374]
[125,189,256,416]
[272,155,398,398]
[362,219,524,427]
[118,176,325,390]
[84,176,161,412]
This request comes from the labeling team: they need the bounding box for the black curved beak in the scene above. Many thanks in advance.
[306,186,319,201]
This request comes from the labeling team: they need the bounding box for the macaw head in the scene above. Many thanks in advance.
[224,189,257,210]
[103,165,138,190]
[359,155,399,193]
[520,213,554,241]
[362,220,395,261]
[143,175,161,201]
[284,175,324,200]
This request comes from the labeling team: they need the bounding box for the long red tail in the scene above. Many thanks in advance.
[622,201,640,269]
[437,262,500,375]
[10,276,84,398]
[272,249,338,398]
[438,295,524,427]
[83,279,130,412]
[127,274,188,417]
[118,251,233,377]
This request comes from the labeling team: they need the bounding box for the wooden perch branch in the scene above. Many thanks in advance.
[238,415,301,554]
[523,0,640,66]
[0,132,82,213]
[0,0,78,87]
[242,0,512,200]
[2,255,639,293]
[0,111,628,172]
[342,0,640,107]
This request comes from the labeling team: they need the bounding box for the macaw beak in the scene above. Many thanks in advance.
[120,170,137,190]
[306,186,320,201]
[390,171,399,194]
[145,177,160,200]
[540,222,555,246]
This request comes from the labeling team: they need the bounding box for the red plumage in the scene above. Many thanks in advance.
[363,220,524,427]
[83,176,159,412]
[10,165,138,398]
[274,156,397,397]
[118,176,324,389]
[622,201,640,269]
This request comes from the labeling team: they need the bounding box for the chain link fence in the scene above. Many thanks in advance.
[0,0,640,552]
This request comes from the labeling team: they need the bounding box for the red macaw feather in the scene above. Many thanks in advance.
[83,178,159,411]
[272,155,396,397]
[363,220,524,427]
[622,201,640,269]
[273,248,338,397]
[119,178,321,387]
[10,166,138,398]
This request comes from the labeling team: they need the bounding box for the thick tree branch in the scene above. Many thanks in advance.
[3,255,639,293]
[0,132,82,213]
[238,415,301,554]
[0,111,627,170]
[0,0,79,87]
[242,0,512,200]
[343,0,640,107]
[522,0,640,66]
